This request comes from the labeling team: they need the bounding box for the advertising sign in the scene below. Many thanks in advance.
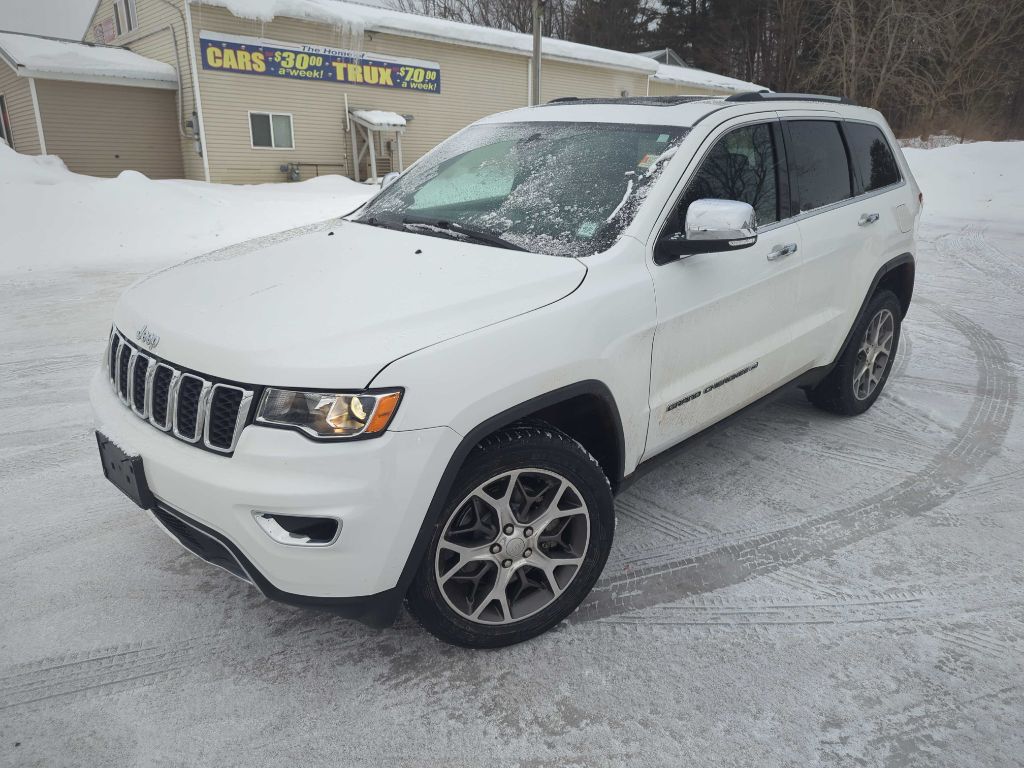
[200,32,442,94]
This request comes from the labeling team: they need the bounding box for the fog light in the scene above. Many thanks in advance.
[253,512,341,547]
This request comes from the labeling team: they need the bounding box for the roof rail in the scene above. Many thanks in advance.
[726,91,857,106]
[542,95,719,107]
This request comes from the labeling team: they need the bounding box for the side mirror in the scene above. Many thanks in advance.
[655,199,757,264]
[379,171,401,189]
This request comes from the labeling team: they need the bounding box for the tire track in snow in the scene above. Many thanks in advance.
[938,224,1024,294]
[933,626,1021,662]
[818,683,1023,764]
[0,640,211,711]
[572,303,1016,623]
[594,582,1024,632]
[0,619,379,712]
[596,589,937,628]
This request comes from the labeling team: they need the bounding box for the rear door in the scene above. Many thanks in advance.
[839,118,911,318]
[781,117,862,370]
[783,116,910,370]
[643,116,805,459]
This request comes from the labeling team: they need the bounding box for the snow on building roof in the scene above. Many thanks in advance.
[351,109,406,128]
[655,63,770,94]
[0,31,177,88]
[653,63,768,94]
[190,0,659,74]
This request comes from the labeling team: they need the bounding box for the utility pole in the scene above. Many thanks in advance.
[531,0,545,106]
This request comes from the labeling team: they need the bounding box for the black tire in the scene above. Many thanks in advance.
[806,289,902,416]
[406,423,614,648]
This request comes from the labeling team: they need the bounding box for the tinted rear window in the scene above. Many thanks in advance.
[787,121,852,213]
[844,121,901,192]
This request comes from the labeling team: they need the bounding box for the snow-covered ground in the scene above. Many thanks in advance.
[2,143,1023,767]
[903,141,1024,221]
[0,143,373,274]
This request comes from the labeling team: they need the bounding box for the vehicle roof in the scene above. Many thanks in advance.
[478,94,883,129]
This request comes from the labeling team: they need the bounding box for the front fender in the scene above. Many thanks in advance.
[370,243,656,477]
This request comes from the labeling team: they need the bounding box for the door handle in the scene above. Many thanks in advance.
[859,212,880,226]
[767,243,798,261]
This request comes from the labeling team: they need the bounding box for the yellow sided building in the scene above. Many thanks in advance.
[0,0,765,183]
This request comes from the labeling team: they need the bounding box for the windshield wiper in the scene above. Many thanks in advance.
[401,216,527,252]
[358,215,406,232]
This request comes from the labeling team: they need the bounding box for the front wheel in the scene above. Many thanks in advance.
[806,289,902,415]
[406,424,614,648]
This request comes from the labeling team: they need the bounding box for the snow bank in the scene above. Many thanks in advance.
[903,141,1024,223]
[190,0,659,74]
[0,143,374,275]
[0,32,177,86]
[652,63,767,93]
[900,134,964,150]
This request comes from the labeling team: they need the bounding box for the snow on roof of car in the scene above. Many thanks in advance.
[0,31,178,88]
[652,63,769,93]
[479,97,730,128]
[189,0,659,74]
[350,109,407,128]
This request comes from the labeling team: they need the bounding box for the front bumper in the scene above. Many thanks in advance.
[90,370,461,620]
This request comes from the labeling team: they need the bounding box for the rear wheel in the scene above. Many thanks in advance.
[806,289,902,415]
[406,424,614,648]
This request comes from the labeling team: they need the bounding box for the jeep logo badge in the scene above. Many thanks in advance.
[136,325,160,350]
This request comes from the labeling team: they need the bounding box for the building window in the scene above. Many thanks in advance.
[114,0,137,36]
[0,95,13,149]
[249,112,294,149]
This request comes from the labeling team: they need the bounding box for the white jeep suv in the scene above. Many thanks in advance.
[92,93,919,647]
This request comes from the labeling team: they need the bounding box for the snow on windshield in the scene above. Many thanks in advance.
[358,122,689,256]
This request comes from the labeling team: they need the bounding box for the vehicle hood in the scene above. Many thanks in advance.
[113,220,587,388]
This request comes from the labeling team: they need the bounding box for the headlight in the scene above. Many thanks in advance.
[256,388,403,439]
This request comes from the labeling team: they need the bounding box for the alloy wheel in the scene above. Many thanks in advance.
[853,307,895,400]
[434,468,591,625]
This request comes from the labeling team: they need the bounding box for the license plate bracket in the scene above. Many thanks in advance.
[96,431,156,510]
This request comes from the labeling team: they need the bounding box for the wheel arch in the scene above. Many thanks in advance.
[877,257,914,317]
[393,380,625,601]
[825,253,914,377]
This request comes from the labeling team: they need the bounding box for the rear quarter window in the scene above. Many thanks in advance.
[786,120,852,213]
[843,121,901,192]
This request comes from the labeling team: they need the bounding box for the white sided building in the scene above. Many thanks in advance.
[0,0,765,182]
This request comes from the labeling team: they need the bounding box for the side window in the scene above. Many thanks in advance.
[0,95,12,150]
[843,121,901,192]
[677,122,779,229]
[113,0,137,36]
[786,121,852,212]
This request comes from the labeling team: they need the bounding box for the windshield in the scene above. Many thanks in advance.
[354,121,690,257]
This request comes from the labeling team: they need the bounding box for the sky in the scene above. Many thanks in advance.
[0,0,395,40]
[0,0,97,38]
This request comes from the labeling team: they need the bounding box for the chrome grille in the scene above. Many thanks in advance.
[117,343,131,402]
[173,374,207,443]
[150,364,176,431]
[106,329,253,455]
[130,354,151,418]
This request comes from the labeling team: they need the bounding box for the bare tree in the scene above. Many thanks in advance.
[393,0,573,36]
[568,0,659,51]
[390,0,1024,138]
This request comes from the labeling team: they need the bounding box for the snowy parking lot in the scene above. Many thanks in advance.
[2,142,1023,766]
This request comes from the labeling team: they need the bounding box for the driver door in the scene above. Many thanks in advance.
[643,117,805,459]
